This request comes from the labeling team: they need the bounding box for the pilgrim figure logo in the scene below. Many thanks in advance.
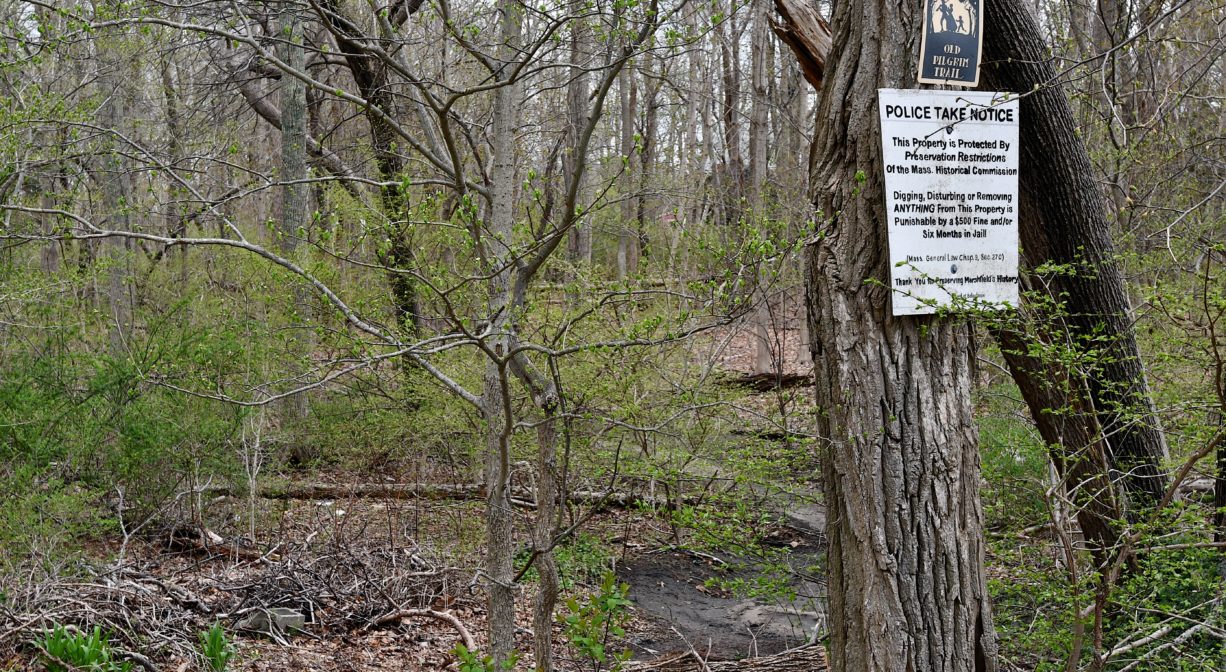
[937,0,957,32]
[931,0,975,34]
[918,0,983,85]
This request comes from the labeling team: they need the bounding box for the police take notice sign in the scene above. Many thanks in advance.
[878,89,1019,316]
[918,0,983,86]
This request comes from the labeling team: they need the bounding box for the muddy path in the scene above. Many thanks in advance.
[618,523,825,661]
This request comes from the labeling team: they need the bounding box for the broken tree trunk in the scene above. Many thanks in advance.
[770,0,830,91]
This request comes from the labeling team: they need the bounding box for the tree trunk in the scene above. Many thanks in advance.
[159,55,188,285]
[806,1,997,670]
[982,0,1170,512]
[317,0,420,336]
[749,0,774,376]
[617,64,639,279]
[530,403,560,672]
[482,1,523,665]
[277,7,311,438]
[772,0,1171,557]
[277,10,309,257]
[637,53,661,267]
[564,20,592,279]
[748,0,770,212]
[97,41,133,358]
[718,13,743,228]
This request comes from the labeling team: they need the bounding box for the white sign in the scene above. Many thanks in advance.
[878,88,1019,315]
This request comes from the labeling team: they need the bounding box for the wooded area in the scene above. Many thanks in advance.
[0,0,1222,670]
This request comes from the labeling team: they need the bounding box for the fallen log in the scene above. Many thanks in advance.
[624,644,828,671]
[720,371,813,392]
[206,482,713,511]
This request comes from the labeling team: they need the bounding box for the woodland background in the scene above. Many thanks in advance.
[0,0,1223,670]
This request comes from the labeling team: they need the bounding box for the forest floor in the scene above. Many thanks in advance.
[1,323,824,671]
[0,489,825,671]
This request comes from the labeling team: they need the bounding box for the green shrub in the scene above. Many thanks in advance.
[558,572,633,671]
[198,623,234,672]
[35,625,133,672]
[453,643,518,672]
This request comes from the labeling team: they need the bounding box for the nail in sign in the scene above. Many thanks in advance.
[917,0,983,87]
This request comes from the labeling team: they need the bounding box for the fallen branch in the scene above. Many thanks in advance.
[623,644,828,671]
[364,609,476,650]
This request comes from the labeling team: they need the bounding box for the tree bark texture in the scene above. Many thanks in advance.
[771,0,1171,557]
[277,10,309,256]
[982,0,1169,512]
[530,408,560,672]
[806,0,997,670]
[770,0,830,92]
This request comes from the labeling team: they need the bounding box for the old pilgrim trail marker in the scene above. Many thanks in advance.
[878,88,1020,316]
[918,0,983,86]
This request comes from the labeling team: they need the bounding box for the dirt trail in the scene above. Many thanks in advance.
[618,534,825,661]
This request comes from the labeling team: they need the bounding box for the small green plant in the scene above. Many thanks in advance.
[453,643,518,672]
[558,572,633,672]
[198,623,234,671]
[35,625,133,672]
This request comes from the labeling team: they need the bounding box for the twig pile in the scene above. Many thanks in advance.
[0,524,470,669]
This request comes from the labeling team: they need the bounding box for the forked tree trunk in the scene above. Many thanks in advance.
[806,0,997,670]
[317,0,421,336]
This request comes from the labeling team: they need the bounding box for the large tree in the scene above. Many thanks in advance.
[804,0,997,669]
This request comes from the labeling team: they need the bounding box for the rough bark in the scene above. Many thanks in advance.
[97,40,133,357]
[982,0,1170,512]
[159,55,186,284]
[637,53,661,267]
[749,0,774,376]
[530,402,560,672]
[748,0,770,211]
[717,13,743,228]
[806,0,997,670]
[237,80,359,189]
[277,10,309,257]
[771,0,1171,554]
